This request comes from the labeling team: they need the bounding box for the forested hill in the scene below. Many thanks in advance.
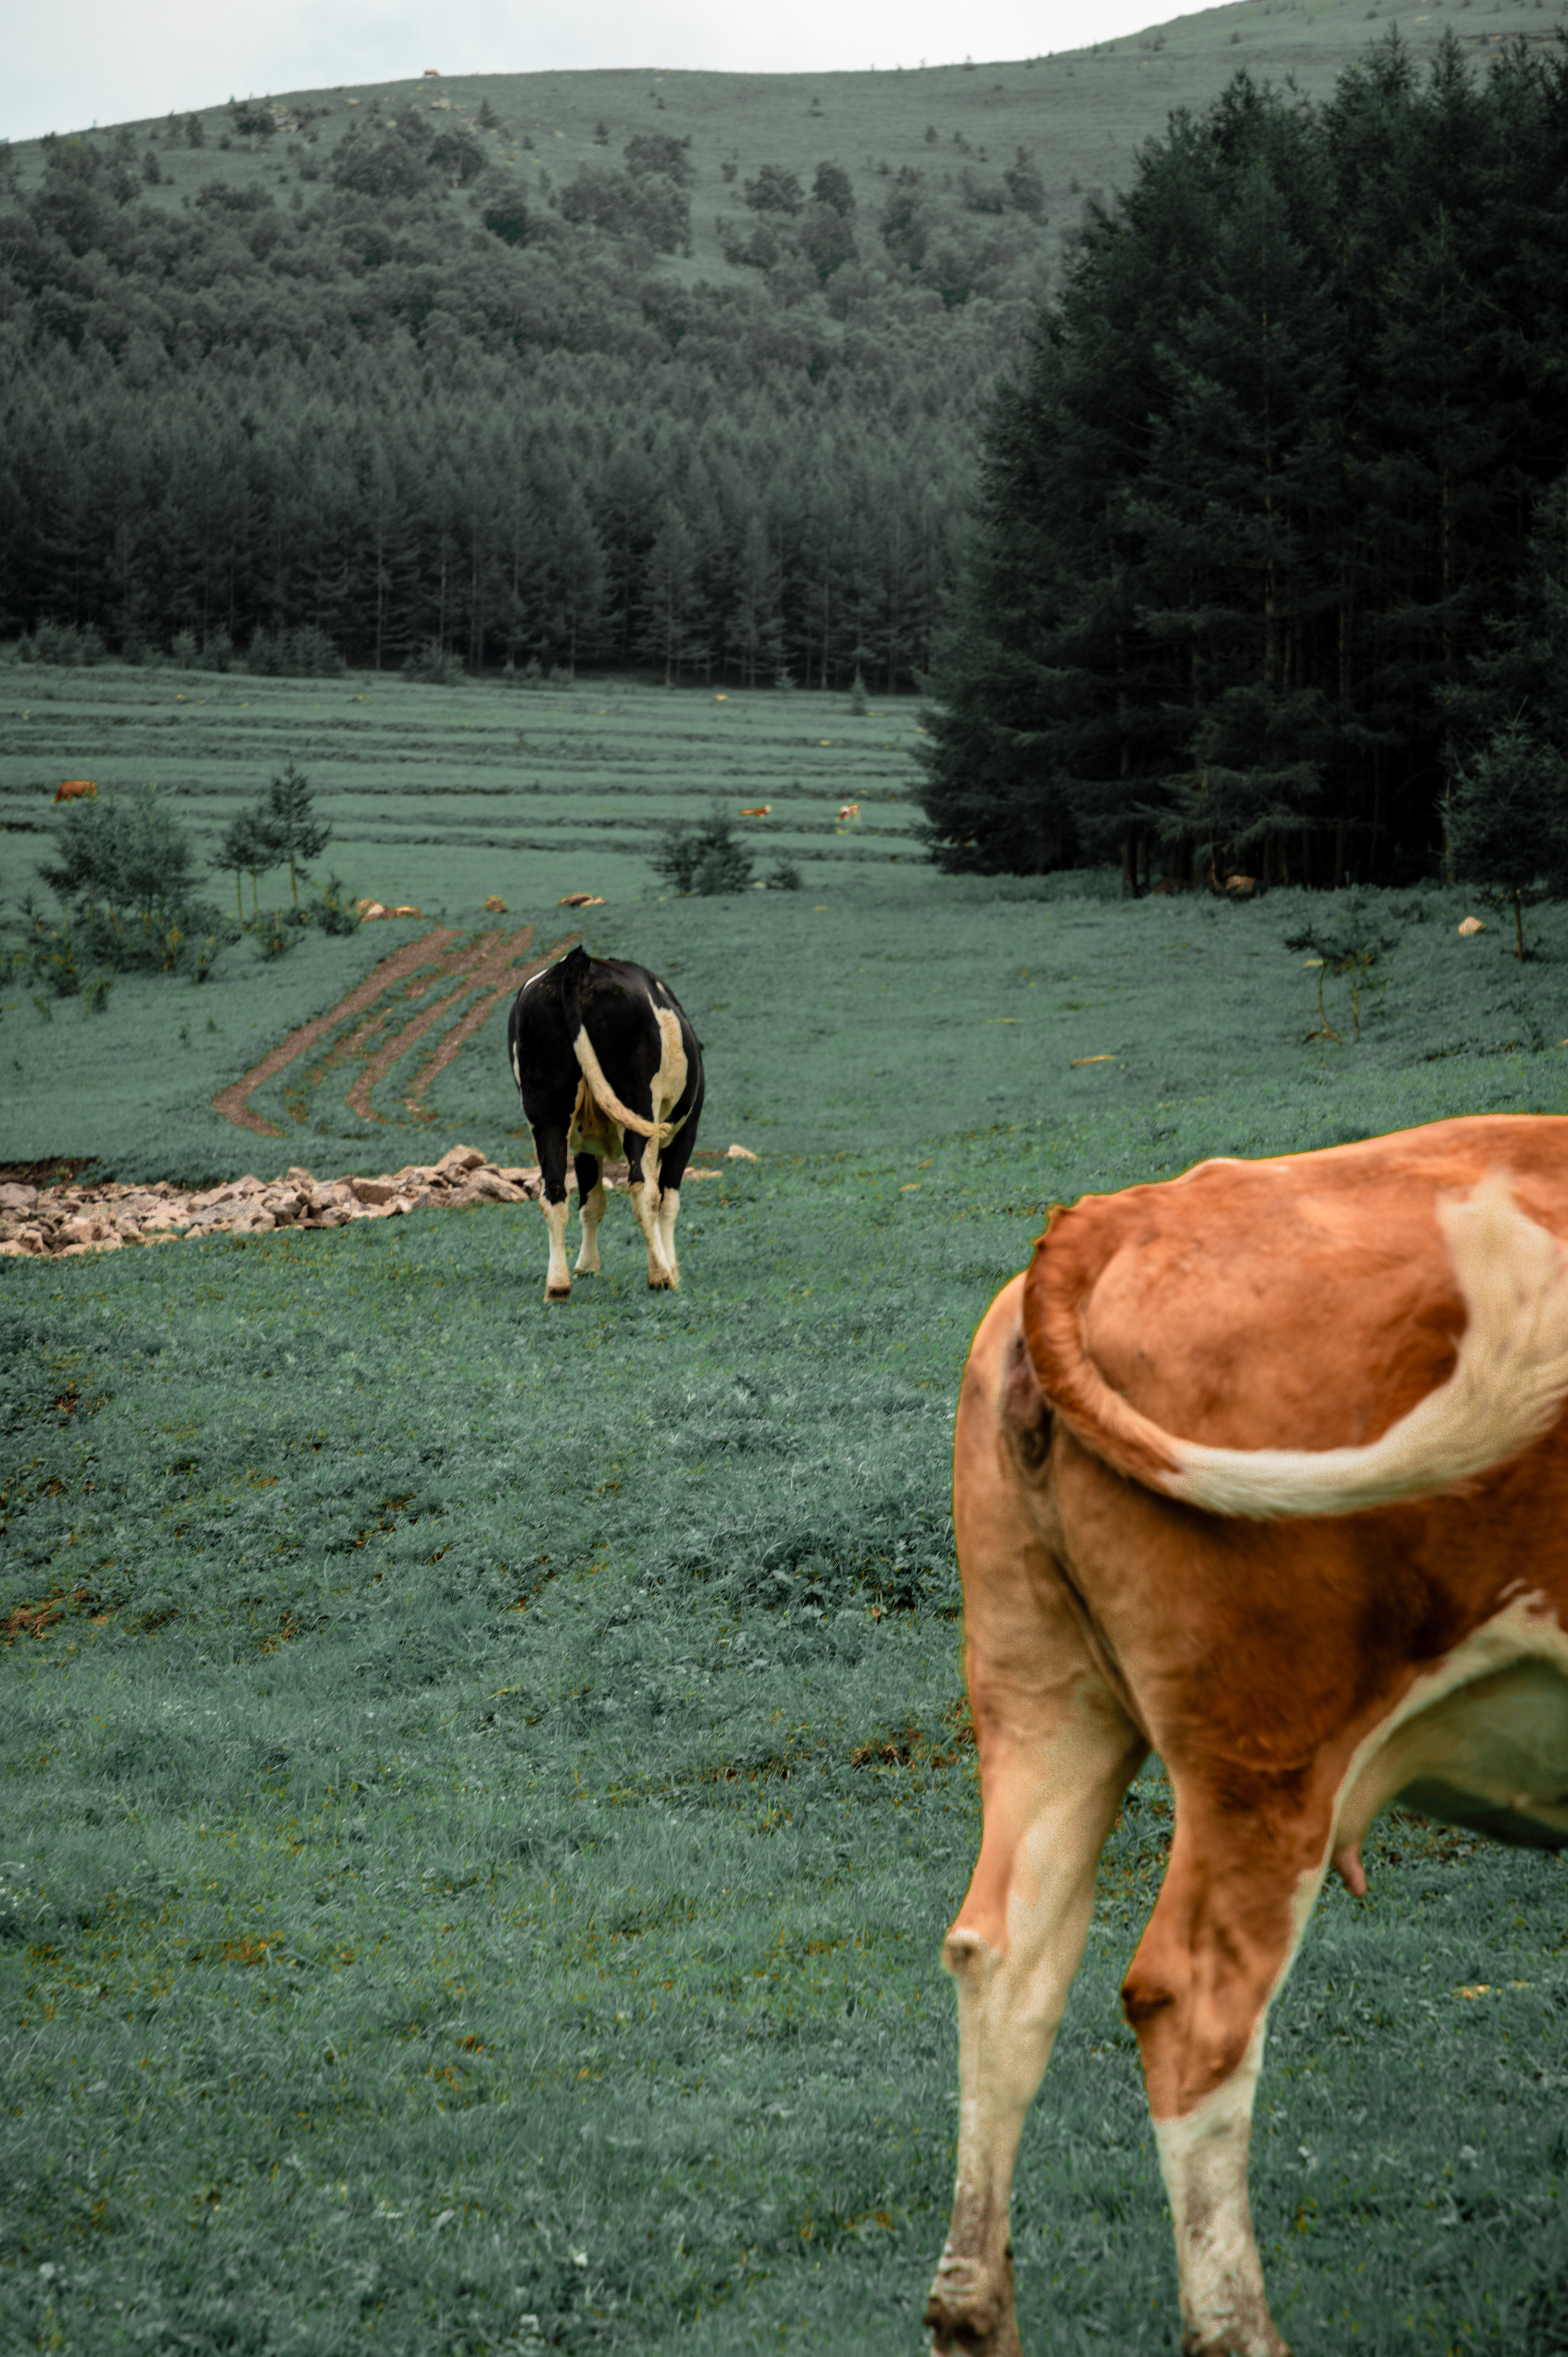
[2,0,1563,689]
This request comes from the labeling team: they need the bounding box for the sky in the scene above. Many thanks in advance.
[8,0,1176,145]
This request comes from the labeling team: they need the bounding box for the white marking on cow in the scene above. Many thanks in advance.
[542,1198,571,1299]
[1330,1597,1568,1866]
[575,1175,608,1274]
[656,1185,681,1286]
[1153,2015,1285,2357]
[572,1024,671,1145]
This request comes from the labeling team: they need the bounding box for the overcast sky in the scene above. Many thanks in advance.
[9,0,1174,145]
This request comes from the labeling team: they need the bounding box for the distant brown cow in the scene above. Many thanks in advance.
[838,802,860,821]
[54,780,97,804]
[739,805,772,818]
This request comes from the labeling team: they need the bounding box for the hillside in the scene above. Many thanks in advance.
[8,0,1565,288]
[2,0,1564,697]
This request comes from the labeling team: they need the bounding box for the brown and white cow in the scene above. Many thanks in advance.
[927,1115,1568,2357]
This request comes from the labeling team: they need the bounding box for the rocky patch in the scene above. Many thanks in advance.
[0,1143,726,1261]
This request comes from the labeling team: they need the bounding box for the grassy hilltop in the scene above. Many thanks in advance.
[9,0,1566,285]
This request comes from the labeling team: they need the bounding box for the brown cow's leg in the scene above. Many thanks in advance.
[1122,1794,1325,2357]
[928,1279,1146,2357]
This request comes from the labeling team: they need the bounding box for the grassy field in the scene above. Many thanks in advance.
[4,677,1568,2353]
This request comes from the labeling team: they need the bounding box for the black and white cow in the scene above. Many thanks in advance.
[507,945,705,1300]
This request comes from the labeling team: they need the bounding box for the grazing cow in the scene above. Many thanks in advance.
[837,801,860,821]
[54,779,97,804]
[739,804,771,818]
[507,944,704,1300]
[926,1115,1568,2357]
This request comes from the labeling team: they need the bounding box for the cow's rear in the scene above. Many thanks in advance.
[507,944,704,1300]
[928,1115,1568,2357]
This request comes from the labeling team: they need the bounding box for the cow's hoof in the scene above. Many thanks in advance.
[647,1273,672,1291]
[546,1285,571,1302]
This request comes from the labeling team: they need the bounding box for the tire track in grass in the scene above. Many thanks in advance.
[213,924,575,1136]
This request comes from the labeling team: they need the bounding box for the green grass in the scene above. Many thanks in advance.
[5,678,1568,2351]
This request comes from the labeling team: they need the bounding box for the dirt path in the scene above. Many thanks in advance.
[213,925,575,1137]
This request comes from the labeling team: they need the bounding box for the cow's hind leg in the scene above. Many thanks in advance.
[653,1121,696,1289]
[534,1128,572,1301]
[624,1138,675,1290]
[1122,1783,1327,2357]
[574,1153,607,1275]
[928,1279,1146,2357]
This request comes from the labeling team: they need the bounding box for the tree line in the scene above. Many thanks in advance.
[0,108,1058,686]
[918,32,1568,889]
[0,349,972,687]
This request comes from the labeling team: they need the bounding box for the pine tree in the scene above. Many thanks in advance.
[1444,719,1568,959]
[265,759,330,907]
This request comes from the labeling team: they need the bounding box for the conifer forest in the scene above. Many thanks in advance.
[4,25,1568,882]
[920,34,1568,885]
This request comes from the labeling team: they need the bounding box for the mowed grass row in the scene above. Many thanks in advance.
[0,669,931,926]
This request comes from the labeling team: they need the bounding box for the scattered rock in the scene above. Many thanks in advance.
[1458,915,1487,936]
[0,1150,550,1262]
[556,893,606,908]
[726,1143,758,1161]
[435,1143,487,1177]
[483,896,507,914]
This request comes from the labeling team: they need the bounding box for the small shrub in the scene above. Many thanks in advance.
[255,912,305,959]
[246,623,342,678]
[20,620,107,667]
[650,813,754,896]
[1285,896,1398,1041]
[401,640,466,686]
[312,875,363,935]
[170,627,200,667]
[765,862,802,891]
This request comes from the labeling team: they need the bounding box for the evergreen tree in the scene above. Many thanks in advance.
[1444,719,1568,959]
[265,758,331,906]
[215,803,282,918]
[640,504,703,684]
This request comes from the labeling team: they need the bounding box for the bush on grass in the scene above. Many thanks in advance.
[401,639,466,686]
[649,811,753,895]
[169,625,236,671]
[28,785,234,989]
[505,655,576,690]
[13,619,107,666]
[245,621,344,677]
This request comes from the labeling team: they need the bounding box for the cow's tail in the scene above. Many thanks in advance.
[558,954,672,1148]
[1022,1173,1568,1520]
